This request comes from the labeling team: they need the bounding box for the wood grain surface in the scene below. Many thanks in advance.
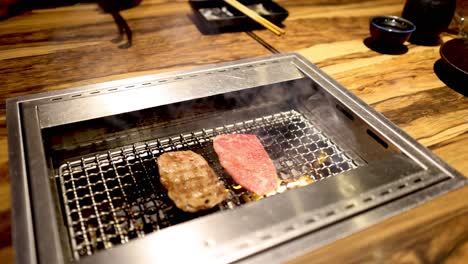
[0,0,467,263]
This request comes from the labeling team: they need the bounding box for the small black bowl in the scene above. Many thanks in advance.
[370,16,416,47]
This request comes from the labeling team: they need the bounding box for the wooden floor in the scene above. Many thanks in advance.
[0,0,467,263]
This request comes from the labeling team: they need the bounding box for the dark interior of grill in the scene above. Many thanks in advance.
[41,78,398,260]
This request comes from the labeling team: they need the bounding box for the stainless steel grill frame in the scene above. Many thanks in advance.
[58,110,358,259]
[7,53,466,264]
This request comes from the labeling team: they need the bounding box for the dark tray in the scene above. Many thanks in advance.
[189,0,288,34]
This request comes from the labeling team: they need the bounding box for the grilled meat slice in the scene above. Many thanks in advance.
[213,134,279,195]
[158,150,227,213]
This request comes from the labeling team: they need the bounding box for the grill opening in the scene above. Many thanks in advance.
[55,110,358,259]
[366,129,389,149]
[335,104,354,121]
[41,79,399,261]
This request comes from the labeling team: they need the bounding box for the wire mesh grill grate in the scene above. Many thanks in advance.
[56,110,358,259]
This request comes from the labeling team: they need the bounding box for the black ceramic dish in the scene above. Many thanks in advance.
[370,16,416,47]
[189,0,288,34]
[434,38,468,94]
[440,38,468,76]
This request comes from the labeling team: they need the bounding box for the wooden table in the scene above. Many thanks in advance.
[0,0,467,263]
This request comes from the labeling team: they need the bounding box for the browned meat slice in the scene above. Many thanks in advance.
[158,150,227,213]
[213,134,279,195]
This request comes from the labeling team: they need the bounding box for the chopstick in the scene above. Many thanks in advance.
[223,0,285,36]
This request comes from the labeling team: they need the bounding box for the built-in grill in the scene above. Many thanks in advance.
[7,54,466,264]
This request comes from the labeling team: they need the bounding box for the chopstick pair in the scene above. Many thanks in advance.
[223,0,285,36]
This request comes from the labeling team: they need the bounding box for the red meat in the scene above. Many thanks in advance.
[213,134,279,195]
